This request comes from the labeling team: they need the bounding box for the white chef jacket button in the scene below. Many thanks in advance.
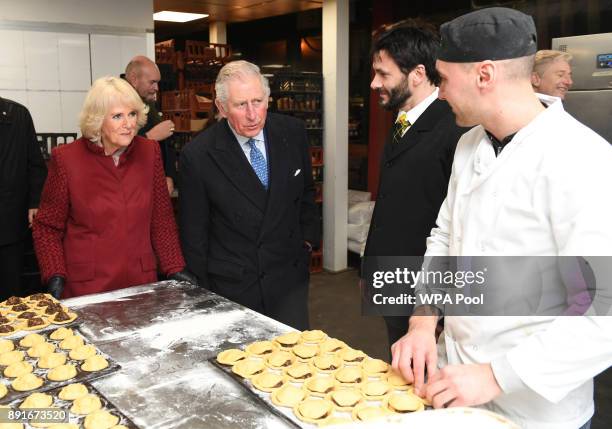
[480,243,486,251]
[473,345,478,351]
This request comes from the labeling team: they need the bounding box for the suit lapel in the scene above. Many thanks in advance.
[383,98,446,163]
[260,117,289,233]
[209,120,268,212]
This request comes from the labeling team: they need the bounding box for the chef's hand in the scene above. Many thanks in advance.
[425,363,502,408]
[48,276,65,300]
[146,120,175,141]
[391,314,438,396]
[28,208,38,228]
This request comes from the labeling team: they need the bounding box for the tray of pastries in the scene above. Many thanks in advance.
[0,294,79,338]
[0,327,120,405]
[0,381,139,428]
[212,329,431,427]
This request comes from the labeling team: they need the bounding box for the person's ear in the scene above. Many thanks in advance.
[531,72,541,88]
[410,64,427,86]
[215,99,228,118]
[476,61,496,89]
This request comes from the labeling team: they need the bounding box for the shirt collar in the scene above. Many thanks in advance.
[485,130,516,156]
[535,92,561,107]
[516,92,564,138]
[89,138,130,166]
[396,88,439,126]
[227,121,265,147]
[484,93,562,156]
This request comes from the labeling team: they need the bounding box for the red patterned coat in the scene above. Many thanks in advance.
[33,136,185,298]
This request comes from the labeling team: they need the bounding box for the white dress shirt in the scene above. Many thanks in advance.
[395,88,439,138]
[228,123,267,164]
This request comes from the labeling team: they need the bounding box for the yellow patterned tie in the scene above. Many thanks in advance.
[392,112,411,144]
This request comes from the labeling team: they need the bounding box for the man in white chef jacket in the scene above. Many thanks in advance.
[391,7,612,429]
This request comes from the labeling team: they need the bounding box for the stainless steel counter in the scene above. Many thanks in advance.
[62,281,519,429]
[64,281,293,429]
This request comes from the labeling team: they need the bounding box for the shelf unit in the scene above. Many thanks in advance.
[155,40,232,167]
[349,96,368,190]
[269,71,324,273]
[160,87,215,133]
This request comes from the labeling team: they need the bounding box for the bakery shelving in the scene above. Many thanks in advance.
[268,71,324,273]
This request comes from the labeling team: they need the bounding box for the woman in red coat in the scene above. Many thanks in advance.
[33,76,195,298]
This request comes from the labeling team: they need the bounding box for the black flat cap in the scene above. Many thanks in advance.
[438,7,537,63]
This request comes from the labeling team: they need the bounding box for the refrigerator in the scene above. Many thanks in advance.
[552,33,612,144]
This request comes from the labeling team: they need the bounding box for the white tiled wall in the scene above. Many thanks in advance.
[58,33,91,91]
[90,34,123,81]
[27,91,62,133]
[24,31,60,91]
[90,34,147,81]
[0,29,147,134]
[0,30,26,90]
[60,92,87,133]
[120,35,148,69]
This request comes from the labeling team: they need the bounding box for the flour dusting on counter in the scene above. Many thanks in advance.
[73,282,294,428]
[139,309,245,350]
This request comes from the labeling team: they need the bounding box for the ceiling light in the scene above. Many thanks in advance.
[153,11,209,23]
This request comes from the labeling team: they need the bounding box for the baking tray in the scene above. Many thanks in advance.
[209,358,302,429]
[2,380,139,428]
[0,295,81,340]
[0,320,83,342]
[0,327,121,404]
[210,356,436,428]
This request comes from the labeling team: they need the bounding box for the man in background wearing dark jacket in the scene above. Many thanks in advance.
[124,55,177,195]
[0,97,47,300]
[364,21,468,349]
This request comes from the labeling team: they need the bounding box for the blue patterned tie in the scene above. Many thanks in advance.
[247,138,268,189]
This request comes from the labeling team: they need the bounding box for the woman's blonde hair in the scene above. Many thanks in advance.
[79,76,148,141]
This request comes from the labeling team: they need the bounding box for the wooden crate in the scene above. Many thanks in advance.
[161,90,193,111]
[312,166,323,182]
[162,110,191,132]
[161,89,214,118]
[315,182,323,203]
[310,250,323,273]
[184,41,232,66]
[309,146,323,166]
[156,39,174,48]
[155,39,176,68]
[185,80,215,95]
